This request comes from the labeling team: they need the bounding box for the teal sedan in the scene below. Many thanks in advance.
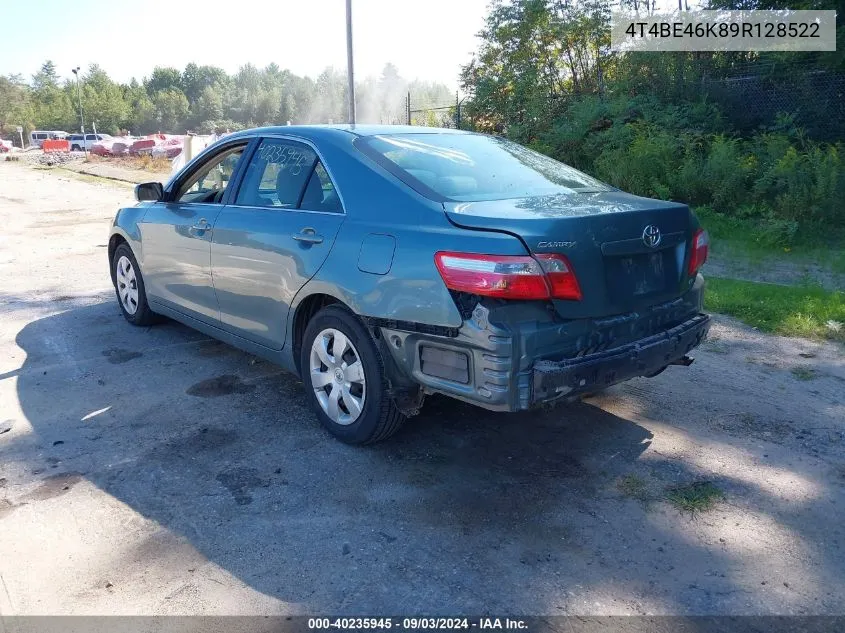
[109,125,710,444]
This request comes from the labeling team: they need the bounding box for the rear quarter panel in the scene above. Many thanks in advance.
[288,132,529,330]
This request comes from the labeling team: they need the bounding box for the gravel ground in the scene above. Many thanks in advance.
[1,161,844,616]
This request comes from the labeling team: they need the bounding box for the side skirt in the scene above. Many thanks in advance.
[149,301,298,375]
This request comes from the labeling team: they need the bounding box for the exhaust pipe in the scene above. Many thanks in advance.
[670,355,694,367]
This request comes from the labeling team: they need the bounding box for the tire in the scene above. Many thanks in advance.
[71,144,81,152]
[111,243,160,326]
[300,305,406,444]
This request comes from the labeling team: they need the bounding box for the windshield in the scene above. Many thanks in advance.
[359,133,612,201]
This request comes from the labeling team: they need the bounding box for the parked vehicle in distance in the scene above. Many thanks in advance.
[68,133,112,151]
[29,130,67,147]
[109,126,710,444]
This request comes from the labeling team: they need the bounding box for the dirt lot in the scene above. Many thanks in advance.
[1,161,844,616]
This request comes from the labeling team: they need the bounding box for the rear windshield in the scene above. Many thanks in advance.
[358,133,612,201]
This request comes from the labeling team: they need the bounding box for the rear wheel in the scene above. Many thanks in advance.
[300,305,406,444]
[111,243,160,326]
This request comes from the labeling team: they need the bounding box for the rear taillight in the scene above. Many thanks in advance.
[434,252,581,301]
[688,228,709,276]
[535,253,582,301]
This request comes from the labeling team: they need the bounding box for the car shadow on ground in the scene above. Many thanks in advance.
[4,301,844,614]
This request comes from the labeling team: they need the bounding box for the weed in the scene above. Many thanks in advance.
[617,474,649,501]
[666,481,724,514]
[791,367,819,381]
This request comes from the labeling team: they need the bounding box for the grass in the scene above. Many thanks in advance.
[86,153,171,173]
[696,207,845,275]
[705,277,845,341]
[666,481,724,514]
[791,367,819,381]
[617,474,649,501]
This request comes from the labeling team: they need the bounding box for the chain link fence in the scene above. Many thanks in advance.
[693,58,845,141]
[405,93,466,129]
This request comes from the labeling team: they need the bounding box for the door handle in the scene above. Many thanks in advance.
[292,227,324,244]
[190,218,211,233]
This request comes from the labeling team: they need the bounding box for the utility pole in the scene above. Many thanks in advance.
[71,67,87,157]
[345,0,356,124]
[407,92,411,125]
[456,92,460,128]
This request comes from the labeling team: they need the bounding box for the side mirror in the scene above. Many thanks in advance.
[135,182,163,202]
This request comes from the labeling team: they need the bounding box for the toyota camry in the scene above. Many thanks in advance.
[109,125,710,444]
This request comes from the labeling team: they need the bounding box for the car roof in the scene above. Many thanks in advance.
[226,124,471,142]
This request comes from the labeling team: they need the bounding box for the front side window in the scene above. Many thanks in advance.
[235,139,341,212]
[358,133,612,202]
[176,145,246,204]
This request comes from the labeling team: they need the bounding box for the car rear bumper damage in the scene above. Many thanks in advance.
[532,313,710,403]
[377,275,709,413]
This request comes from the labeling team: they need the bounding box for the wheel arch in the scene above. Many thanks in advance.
[107,232,131,282]
[108,232,127,263]
[291,292,352,375]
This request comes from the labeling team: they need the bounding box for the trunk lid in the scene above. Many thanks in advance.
[445,191,697,318]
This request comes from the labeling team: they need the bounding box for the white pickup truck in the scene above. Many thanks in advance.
[68,133,112,151]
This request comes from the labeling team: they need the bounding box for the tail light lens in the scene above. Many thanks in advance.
[434,252,581,301]
[688,228,709,276]
[535,254,582,301]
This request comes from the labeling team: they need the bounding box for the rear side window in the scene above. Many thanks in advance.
[357,133,612,202]
[300,162,342,212]
[236,138,342,212]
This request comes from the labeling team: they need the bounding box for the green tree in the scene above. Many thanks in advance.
[0,74,34,142]
[81,64,129,134]
[181,63,228,104]
[32,61,74,130]
[152,89,190,133]
[32,60,60,90]
[145,67,182,96]
[459,0,611,141]
[191,85,224,129]
[124,79,155,134]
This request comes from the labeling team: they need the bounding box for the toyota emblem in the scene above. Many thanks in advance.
[642,225,661,248]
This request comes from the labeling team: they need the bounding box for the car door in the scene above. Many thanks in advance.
[210,136,345,350]
[140,140,250,324]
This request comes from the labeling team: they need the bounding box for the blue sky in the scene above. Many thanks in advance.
[1,0,489,88]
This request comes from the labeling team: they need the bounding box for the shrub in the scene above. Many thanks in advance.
[593,123,682,199]
[532,96,843,243]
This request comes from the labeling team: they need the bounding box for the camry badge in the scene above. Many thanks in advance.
[537,241,576,249]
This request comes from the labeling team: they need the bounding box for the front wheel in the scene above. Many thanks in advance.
[300,305,406,444]
[111,243,160,326]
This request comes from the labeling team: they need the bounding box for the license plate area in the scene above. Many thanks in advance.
[605,249,676,298]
